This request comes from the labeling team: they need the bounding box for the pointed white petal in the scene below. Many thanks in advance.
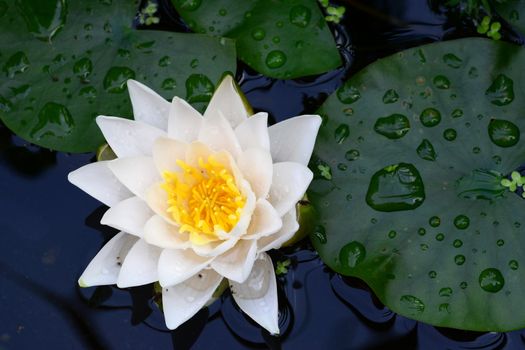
[204,75,248,129]
[127,80,170,130]
[158,249,213,287]
[152,137,187,174]
[236,147,272,199]
[68,161,132,207]
[243,199,282,240]
[117,239,162,288]
[100,197,152,237]
[257,208,298,252]
[145,184,181,226]
[78,232,138,287]
[96,116,166,158]
[108,156,161,199]
[168,96,203,142]
[191,237,239,258]
[268,115,321,166]
[162,269,222,330]
[230,253,279,334]
[234,112,270,151]
[211,240,257,283]
[268,162,312,216]
[143,215,191,249]
[198,111,241,158]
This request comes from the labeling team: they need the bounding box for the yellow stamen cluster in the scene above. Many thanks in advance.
[161,155,246,239]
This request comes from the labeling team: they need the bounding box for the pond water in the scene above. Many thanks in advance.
[2,0,525,349]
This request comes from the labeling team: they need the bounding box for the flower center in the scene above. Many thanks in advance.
[161,155,246,239]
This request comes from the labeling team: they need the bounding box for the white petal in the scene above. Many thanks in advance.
[162,269,222,330]
[243,199,282,240]
[68,161,132,207]
[78,232,138,287]
[108,156,161,199]
[96,116,166,158]
[204,75,248,129]
[145,184,180,226]
[158,249,213,287]
[127,80,170,130]
[152,137,187,174]
[230,253,279,334]
[191,237,240,258]
[117,239,162,288]
[234,112,270,151]
[198,111,241,158]
[268,114,321,166]
[236,147,272,199]
[211,239,257,283]
[143,215,191,249]
[268,162,313,216]
[257,208,298,252]
[168,96,203,142]
[100,197,152,237]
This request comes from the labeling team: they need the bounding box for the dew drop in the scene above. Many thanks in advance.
[443,53,462,68]
[429,216,440,227]
[388,230,397,239]
[428,270,437,278]
[73,57,93,79]
[454,254,466,265]
[176,0,201,11]
[337,163,347,171]
[400,295,425,315]
[334,124,350,144]
[162,78,176,90]
[366,163,425,212]
[451,108,463,118]
[382,89,399,104]
[460,281,468,289]
[418,228,426,236]
[485,74,514,106]
[509,260,519,270]
[313,225,327,244]
[219,8,227,16]
[158,56,171,67]
[439,287,453,297]
[488,119,520,148]
[374,114,410,139]
[3,51,30,78]
[337,82,361,104]
[468,67,478,78]
[265,50,287,69]
[453,215,469,230]
[479,268,504,293]
[345,149,360,161]
[443,128,457,141]
[289,4,311,27]
[185,74,214,103]
[433,75,450,89]
[496,239,504,247]
[18,0,67,41]
[79,86,97,100]
[420,243,429,251]
[435,233,445,241]
[416,139,437,161]
[339,241,366,269]
[453,239,463,248]
[251,28,266,41]
[29,102,74,140]
[103,66,135,93]
[419,108,441,127]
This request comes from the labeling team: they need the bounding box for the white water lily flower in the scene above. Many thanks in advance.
[69,75,321,334]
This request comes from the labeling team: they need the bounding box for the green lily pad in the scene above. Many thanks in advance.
[0,0,236,152]
[170,0,341,79]
[309,38,525,331]
[495,0,525,36]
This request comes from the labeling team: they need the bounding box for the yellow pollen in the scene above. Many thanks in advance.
[161,155,246,240]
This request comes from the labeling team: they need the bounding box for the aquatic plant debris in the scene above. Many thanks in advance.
[310,38,525,331]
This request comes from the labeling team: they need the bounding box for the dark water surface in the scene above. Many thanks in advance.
[3,0,525,349]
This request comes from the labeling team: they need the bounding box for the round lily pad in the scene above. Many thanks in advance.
[170,0,341,79]
[0,0,236,152]
[309,38,525,331]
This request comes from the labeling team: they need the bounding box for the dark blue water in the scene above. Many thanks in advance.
[3,0,525,349]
